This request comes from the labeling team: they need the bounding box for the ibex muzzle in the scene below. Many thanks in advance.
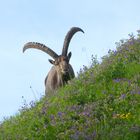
[23,27,84,95]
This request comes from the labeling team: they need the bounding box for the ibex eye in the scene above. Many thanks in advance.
[55,61,59,65]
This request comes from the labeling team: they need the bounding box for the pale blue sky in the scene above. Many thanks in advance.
[0,0,140,121]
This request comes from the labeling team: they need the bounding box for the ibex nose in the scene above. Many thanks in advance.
[61,67,69,74]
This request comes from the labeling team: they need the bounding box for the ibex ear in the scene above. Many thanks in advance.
[48,59,55,65]
[68,52,72,61]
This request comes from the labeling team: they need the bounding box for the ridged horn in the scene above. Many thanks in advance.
[62,27,84,56]
[23,42,59,59]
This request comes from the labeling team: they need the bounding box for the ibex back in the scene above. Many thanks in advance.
[23,27,84,95]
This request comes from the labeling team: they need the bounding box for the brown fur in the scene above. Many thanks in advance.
[45,58,75,94]
[23,27,84,95]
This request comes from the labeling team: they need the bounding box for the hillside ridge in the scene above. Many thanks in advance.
[0,31,140,140]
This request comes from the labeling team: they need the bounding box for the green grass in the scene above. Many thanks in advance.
[0,32,140,140]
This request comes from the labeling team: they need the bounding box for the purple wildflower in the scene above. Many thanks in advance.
[42,106,47,115]
[50,114,55,120]
[113,78,121,83]
[114,50,117,56]
[92,131,96,138]
[58,112,63,117]
[120,94,126,99]
[130,90,135,94]
[82,111,90,117]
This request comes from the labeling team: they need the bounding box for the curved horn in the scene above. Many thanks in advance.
[23,42,59,59]
[62,27,84,56]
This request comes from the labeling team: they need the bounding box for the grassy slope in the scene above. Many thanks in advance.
[0,33,140,140]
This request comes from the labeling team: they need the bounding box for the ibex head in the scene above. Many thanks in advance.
[48,54,72,75]
[23,27,84,94]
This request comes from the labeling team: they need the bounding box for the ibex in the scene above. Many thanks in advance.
[23,27,84,94]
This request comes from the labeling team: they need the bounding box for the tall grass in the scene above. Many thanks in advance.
[0,31,140,140]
